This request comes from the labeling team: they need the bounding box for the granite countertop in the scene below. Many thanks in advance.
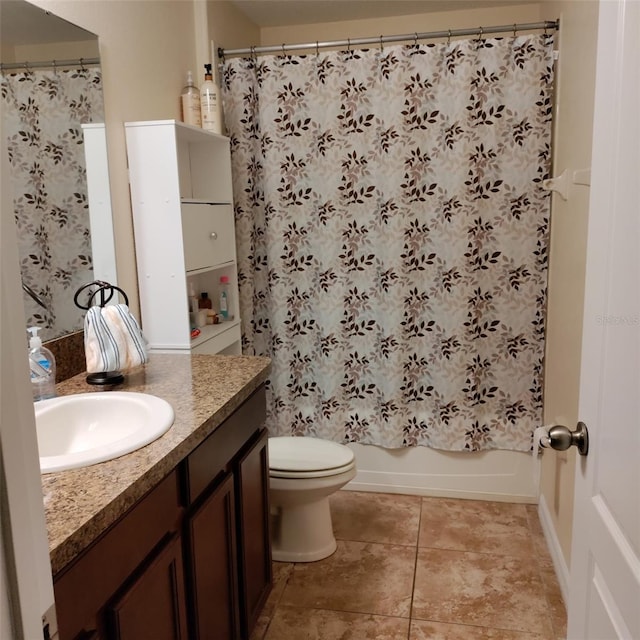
[43,353,271,576]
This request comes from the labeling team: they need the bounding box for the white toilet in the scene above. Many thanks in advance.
[268,436,356,563]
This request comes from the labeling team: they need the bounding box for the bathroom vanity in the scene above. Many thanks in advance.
[42,354,272,640]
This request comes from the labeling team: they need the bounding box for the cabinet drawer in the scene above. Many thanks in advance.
[181,203,235,272]
[183,386,266,504]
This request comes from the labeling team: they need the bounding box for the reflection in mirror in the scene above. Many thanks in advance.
[1,0,113,342]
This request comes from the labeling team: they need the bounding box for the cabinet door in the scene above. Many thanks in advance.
[186,472,241,640]
[236,428,272,638]
[181,203,235,272]
[107,533,188,640]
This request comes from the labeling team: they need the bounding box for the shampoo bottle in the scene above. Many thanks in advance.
[200,63,221,134]
[181,70,202,127]
[28,327,56,401]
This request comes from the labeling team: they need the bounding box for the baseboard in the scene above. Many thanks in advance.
[538,493,571,604]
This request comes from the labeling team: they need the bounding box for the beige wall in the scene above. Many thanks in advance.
[538,0,599,567]
[260,3,544,46]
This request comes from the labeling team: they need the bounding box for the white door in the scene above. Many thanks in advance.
[566,0,640,638]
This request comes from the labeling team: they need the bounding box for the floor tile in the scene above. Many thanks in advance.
[419,498,535,558]
[525,505,554,558]
[410,619,550,639]
[539,565,567,639]
[412,547,553,636]
[279,540,416,617]
[331,490,421,546]
[264,605,410,639]
[262,562,294,618]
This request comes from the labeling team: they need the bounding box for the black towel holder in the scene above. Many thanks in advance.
[74,280,129,310]
[74,280,129,386]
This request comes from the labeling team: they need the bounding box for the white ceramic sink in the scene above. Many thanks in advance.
[35,392,175,473]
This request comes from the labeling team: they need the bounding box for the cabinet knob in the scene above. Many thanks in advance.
[210,231,218,240]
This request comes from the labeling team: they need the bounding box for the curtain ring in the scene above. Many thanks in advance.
[52,59,57,73]
[347,38,351,52]
[414,32,418,46]
[447,29,452,45]
[281,43,285,56]
[250,45,256,60]
[24,60,30,73]
[513,23,517,38]
[379,35,383,51]
[479,27,483,40]
[79,57,86,71]
[316,40,320,56]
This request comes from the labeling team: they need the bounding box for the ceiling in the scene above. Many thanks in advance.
[228,0,537,28]
[0,0,96,47]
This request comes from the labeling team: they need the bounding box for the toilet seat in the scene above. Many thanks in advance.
[268,436,355,478]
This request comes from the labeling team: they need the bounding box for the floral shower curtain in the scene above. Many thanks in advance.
[2,67,103,340]
[221,34,554,452]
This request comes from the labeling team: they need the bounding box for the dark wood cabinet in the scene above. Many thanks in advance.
[236,429,272,637]
[107,534,188,640]
[186,473,240,640]
[53,385,271,640]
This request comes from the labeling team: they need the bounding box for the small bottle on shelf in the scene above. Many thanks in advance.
[198,292,213,309]
[219,276,231,321]
[181,70,202,127]
[188,281,199,313]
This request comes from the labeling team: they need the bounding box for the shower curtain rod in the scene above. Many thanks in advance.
[218,19,558,59]
[0,56,100,72]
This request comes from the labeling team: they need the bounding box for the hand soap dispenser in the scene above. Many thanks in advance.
[28,327,56,401]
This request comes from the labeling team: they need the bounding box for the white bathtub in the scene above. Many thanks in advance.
[345,443,537,503]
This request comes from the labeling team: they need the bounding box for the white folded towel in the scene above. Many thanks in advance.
[84,304,148,373]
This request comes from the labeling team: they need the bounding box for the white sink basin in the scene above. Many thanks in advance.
[35,392,175,473]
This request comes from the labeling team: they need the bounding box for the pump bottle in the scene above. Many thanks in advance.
[200,63,221,134]
[28,327,56,401]
[181,70,202,127]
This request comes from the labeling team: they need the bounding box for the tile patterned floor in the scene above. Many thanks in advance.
[252,491,567,640]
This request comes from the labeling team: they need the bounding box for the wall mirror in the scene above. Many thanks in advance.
[1,0,116,342]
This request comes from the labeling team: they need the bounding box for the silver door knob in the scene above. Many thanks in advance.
[210,231,218,239]
[546,422,589,456]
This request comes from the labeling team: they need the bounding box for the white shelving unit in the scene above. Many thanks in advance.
[124,120,241,355]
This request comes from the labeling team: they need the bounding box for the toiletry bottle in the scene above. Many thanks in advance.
[219,276,231,321]
[198,292,212,309]
[200,63,221,134]
[181,70,202,127]
[27,327,56,401]
[188,281,199,313]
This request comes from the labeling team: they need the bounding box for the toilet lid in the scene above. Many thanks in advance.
[268,436,355,473]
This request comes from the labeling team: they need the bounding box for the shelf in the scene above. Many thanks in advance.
[187,261,235,277]
[125,119,239,357]
[125,119,229,143]
[181,198,232,206]
[191,319,241,349]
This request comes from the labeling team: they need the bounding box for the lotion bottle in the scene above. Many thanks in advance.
[200,63,221,134]
[181,70,202,127]
[28,327,56,401]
